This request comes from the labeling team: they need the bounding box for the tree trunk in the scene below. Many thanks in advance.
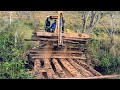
[82,12,90,33]
[87,11,96,33]
[108,36,114,53]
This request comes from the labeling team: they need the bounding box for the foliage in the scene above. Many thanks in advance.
[0,21,35,79]
[0,11,120,77]
[88,28,120,74]
[0,60,34,79]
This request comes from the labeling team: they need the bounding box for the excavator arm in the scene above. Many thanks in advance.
[57,11,64,47]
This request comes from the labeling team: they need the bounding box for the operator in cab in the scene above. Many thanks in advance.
[50,19,57,33]
[45,16,51,32]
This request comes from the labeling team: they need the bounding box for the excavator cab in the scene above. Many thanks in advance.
[44,12,65,34]
[44,11,65,47]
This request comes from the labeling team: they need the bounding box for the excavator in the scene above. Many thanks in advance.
[31,11,90,49]
[25,11,119,79]
[44,11,65,48]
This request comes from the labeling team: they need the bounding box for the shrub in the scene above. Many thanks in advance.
[0,21,35,79]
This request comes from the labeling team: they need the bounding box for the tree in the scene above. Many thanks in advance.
[16,11,33,20]
[81,11,90,33]
[80,11,105,33]
[96,11,119,53]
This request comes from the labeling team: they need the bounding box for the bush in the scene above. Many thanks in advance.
[88,31,120,74]
[0,21,35,79]
[0,60,34,79]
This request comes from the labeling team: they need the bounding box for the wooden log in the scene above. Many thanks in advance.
[63,33,90,39]
[74,59,102,76]
[64,41,80,44]
[64,38,88,41]
[30,53,82,56]
[30,50,83,54]
[36,32,90,39]
[59,59,84,77]
[60,75,119,79]
[34,59,45,79]
[24,38,89,43]
[24,38,57,41]
[67,59,94,77]
[32,56,86,59]
[36,32,57,37]
[41,43,59,79]
[44,51,82,56]
[44,59,59,79]
[52,59,67,78]
[29,47,84,51]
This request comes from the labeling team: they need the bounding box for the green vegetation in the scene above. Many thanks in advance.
[88,37,120,74]
[0,20,35,79]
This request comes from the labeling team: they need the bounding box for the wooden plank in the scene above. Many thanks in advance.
[30,47,84,57]
[30,54,83,57]
[52,59,67,78]
[67,59,94,77]
[29,47,84,50]
[32,56,86,59]
[64,41,80,44]
[42,44,60,79]
[36,32,90,39]
[30,53,83,56]
[24,38,88,42]
[36,32,57,37]
[30,50,83,54]
[59,59,84,77]
[44,59,59,79]
[34,59,45,79]
[63,33,90,39]
[60,75,119,79]
[74,59,102,76]
[24,38,57,41]
[64,38,88,42]
[34,59,42,71]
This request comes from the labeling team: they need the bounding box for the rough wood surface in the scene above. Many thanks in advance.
[32,56,86,59]
[34,59,45,79]
[67,59,94,77]
[74,59,102,76]
[44,59,59,79]
[30,50,83,54]
[36,32,90,39]
[60,75,119,79]
[59,59,84,77]
[24,38,88,43]
[52,59,67,78]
